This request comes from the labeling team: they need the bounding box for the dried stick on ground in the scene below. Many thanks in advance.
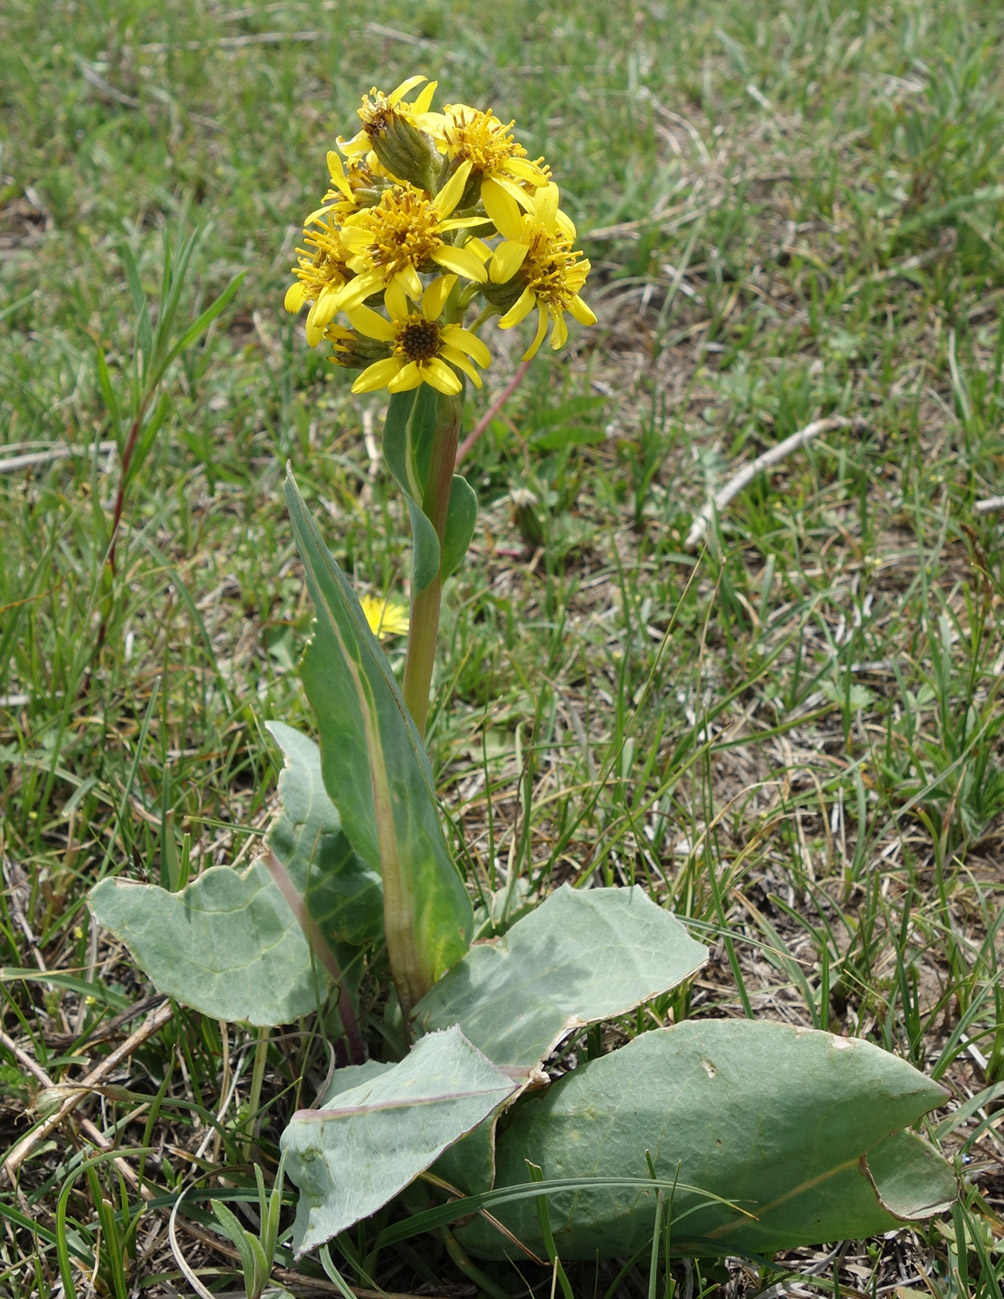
[4,997,176,1178]
[975,495,1004,515]
[0,441,117,474]
[1,1018,353,1293]
[684,416,861,550]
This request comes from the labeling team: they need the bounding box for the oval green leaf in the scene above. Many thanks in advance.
[458,1019,956,1260]
[87,722,376,1025]
[414,885,708,1071]
[283,1026,519,1256]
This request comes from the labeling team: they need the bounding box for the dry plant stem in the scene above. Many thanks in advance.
[455,357,532,466]
[0,441,117,474]
[80,399,155,696]
[401,394,462,739]
[975,495,1004,514]
[3,1024,335,1293]
[3,997,175,1179]
[684,415,860,549]
[106,403,151,579]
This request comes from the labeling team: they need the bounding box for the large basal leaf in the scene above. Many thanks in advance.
[265,722,382,947]
[282,1026,519,1256]
[88,723,378,1026]
[414,885,708,1071]
[284,471,473,997]
[89,860,325,1026]
[457,1019,957,1260]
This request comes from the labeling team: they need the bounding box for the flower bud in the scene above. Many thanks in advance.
[324,324,391,371]
[369,117,439,193]
[479,273,528,316]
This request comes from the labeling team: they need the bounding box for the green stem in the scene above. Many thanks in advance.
[244,1026,269,1163]
[440,1229,515,1299]
[401,391,462,738]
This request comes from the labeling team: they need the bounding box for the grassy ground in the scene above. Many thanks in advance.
[2,0,1004,1293]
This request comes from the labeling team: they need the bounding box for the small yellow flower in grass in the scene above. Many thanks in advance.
[284,214,355,347]
[484,181,596,360]
[359,593,410,640]
[438,104,549,221]
[348,276,491,396]
[338,173,489,308]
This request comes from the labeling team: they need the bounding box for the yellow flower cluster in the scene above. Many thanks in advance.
[284,76,596,396]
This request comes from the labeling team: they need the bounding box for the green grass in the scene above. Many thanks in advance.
[3,0,1004,1294]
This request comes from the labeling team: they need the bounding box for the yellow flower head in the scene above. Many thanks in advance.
[338,172,489,308]
[284,214,355,347]
[438,104,549,221]
[347,276,491,396]
[359,593,410,639]
[283,76,594,372]
[322,150,389,220]
[484,182,596,359]
[339,75,442,188]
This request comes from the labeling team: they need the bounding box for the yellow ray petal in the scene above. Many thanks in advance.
[484,173,535,213]
[490,239,529,284]
[314,282,343,324]
[392,265,425,300]
[422,274,457,320]
[326,152,353,200]
[339,224,372,253]
[569,294,597,326]
[534,182,560,228]
[422,358,464,394]
[555,208,577,240]
[482,178,524,239]
[385,279,411,320]
[387,361,425,392]
[521,306,550,360]
[339,271,384,311]
[338,131,369,158]
[303,202,335,226]
[506,157,548,186]
[443,324,491,367]
[499,286,536,328]
[346,302,395,341]
[433,160,473,217]
[388,74,428,105]
[412,80,438,113]
[441,348,484,388]
[352,357,402,393]
[432,244,488,283]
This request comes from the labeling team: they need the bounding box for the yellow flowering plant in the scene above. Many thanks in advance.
[282,74,596,751]
[89,75,956,1284]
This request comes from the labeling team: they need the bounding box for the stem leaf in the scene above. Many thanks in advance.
[384,387,442,594]
[443,473,478,579]
[284,468,473,1004]
[88,722,375,1025]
